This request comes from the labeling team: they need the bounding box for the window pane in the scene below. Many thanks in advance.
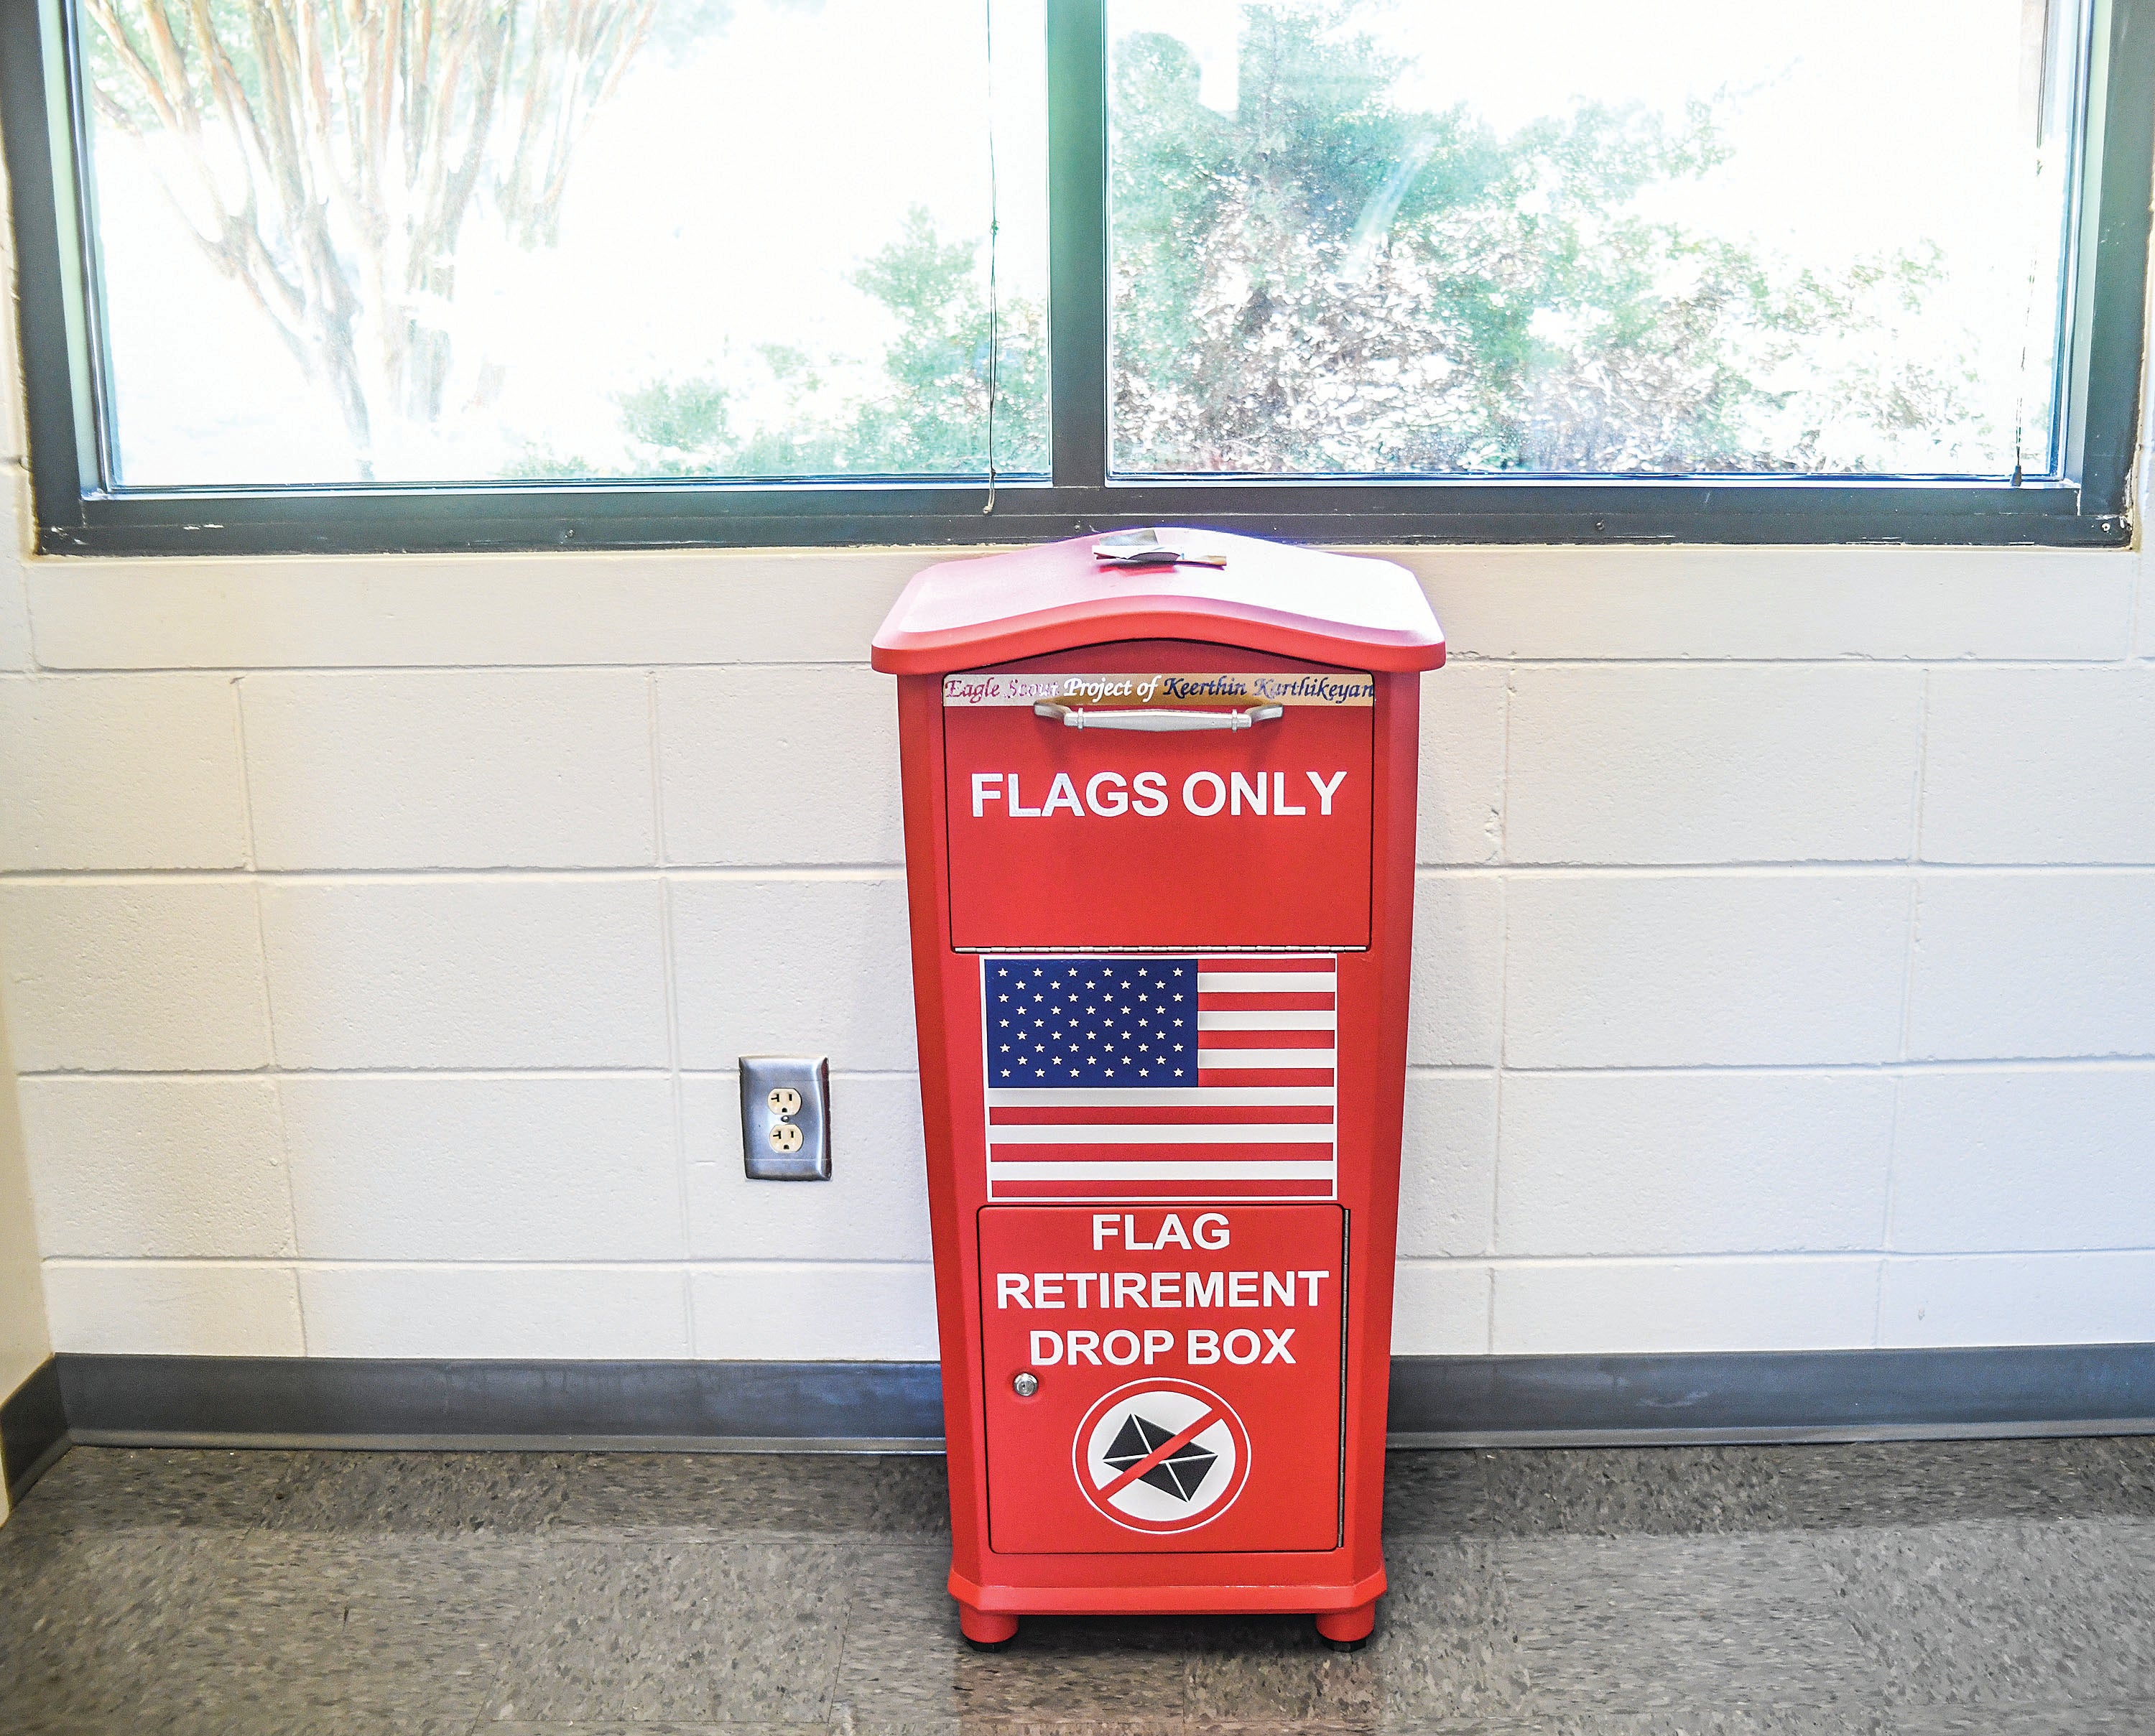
[1108,0,2080,478]
[82,0,1046,486]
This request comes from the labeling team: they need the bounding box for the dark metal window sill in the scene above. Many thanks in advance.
[35,477,2128,557]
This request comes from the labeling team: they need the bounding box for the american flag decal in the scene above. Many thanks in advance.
[982,955,1338,1201]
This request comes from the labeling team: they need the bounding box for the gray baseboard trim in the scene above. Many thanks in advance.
[2,1357,69,1502]
[1386,1345,2155,1447]
[46,1345,2155,1455]
[58,1355,945,1452]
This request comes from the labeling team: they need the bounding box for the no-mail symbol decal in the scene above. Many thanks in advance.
[1074,1379,1251,1533]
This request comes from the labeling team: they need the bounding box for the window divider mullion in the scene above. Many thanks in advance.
[1045,0,1110,494]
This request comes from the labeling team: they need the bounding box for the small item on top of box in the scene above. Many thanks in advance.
[1092,527,1230,569]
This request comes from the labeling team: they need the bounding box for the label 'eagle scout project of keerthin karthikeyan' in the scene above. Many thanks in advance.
[942,672,1376,707]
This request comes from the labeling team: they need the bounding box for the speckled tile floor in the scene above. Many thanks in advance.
[1,1437,2154,1734]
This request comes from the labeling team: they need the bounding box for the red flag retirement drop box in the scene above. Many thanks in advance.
[873,530,1445,1649]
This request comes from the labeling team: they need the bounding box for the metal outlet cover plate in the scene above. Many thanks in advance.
[740,1056,832,1180]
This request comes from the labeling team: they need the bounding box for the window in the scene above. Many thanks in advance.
[75,0,1048,488]
[2,0,2149,552]
[1108,0,2078,481]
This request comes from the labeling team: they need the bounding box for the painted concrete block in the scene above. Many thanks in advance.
[672,874,916,1071]
[689,1263,938,1360]
[25,547,930,669]
[299,1263,693,1359]
[1505,666,1922,864]
[0,554,28,674]
[0,470,30,673]
[0,880,272,1071]
[244,670,654,868]
[1879,1250,2155,1347]
[1406,873,1503,1067]
[1391,1261,1493,1356]
[1504,873,1911,1067]
[1396,545,2135,662]
[659,664,904,866]
[42,1261,305,1355]
[1495,1071,1895,1256]
[260,878,669,1068]
[1891,1066,2155,1251]
[683,1071,931,1262]
[1416,662,1506,865]
[1922,669,2155,864]
[1906,872,2155,1059]
[1396,1071,1499,1258]
[280,1074,682,1261]
[1490,1256,1881,1354]
[18,1076,292,1258]
[0,675,249,869]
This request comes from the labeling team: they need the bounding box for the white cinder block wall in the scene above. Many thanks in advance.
[0,995,51,1469]
[0,159,52,1454]
[4,169,2154,1368]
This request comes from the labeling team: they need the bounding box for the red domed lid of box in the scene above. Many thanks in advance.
[870,529,1445,674]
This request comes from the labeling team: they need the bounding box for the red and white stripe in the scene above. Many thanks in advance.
[985,955,1336,1201]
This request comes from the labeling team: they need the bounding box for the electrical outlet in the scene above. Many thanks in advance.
[740,1057,830,1180]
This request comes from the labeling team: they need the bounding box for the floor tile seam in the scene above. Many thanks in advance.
[1904,1693,2155,1717]
[1881,1691,2155,1722]
[205,1519,538,1724]
[1485,1523,1870,1577]
[822,1533,881,1730]
[111,1525,265,1640]
[1889,1693,2155,1712]
[1490,1592,1899,1696]
[1498,1680,1904,1717]
[246,1451,313,1537]
[1815,1599,1904,1704]
[470,1591,534,1735]
[524,1523,954,1544]
[1811,1511,2155,1582]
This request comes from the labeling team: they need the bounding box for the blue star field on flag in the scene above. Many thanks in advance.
[986,958,1195,1087]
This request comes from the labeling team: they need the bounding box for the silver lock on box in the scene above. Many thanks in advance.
[740,1056,832,1180]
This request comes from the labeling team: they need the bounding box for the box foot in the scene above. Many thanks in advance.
[959,1604,1020,1649]
[1315,1602,1375,1650]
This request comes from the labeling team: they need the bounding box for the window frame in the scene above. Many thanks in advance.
[1,0,2149,555]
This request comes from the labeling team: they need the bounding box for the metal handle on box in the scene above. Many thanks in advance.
[1032,701,1286,733]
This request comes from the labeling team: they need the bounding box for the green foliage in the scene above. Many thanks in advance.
[842,208,1047,475]
[501,445,598,481]
[1107,2,1991,475]
[598,206,1044,481]
[83,1,260,134]
[610,368,839,478]
[649,1,738,61]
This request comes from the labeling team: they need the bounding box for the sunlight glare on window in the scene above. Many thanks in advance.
[82,0,1047,486]
[1108,0,2081,478]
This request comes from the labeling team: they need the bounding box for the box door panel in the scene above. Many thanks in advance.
[980,1203,1345,1554]
[943,660,1374,951]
